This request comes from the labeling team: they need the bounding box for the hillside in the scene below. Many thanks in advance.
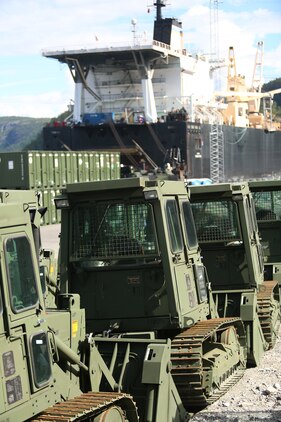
[0,116,49,152]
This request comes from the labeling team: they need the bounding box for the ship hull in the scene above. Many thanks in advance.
[43,122,281,180]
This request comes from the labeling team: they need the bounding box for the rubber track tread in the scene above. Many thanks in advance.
[30,392,138,422]
[171,317,245,411]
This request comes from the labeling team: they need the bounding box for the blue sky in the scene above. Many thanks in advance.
[0,0,280,118]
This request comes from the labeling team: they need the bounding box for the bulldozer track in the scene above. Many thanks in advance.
[257,280,281,348]
[30,392,138,422]
[171,318,246,411]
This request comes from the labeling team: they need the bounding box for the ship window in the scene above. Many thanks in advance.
[181,201,198,249]
[166,200,183,253]
[5,236,38,312]
[72,201,158,263]
[191,200,241,243]
[30,332,51,387]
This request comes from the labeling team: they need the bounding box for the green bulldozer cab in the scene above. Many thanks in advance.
[249,180,281,290]
[57,177,211,333]
[189,182,280,365]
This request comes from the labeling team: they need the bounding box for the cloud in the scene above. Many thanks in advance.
[0,91,72,118]
[179,2,281,84]
[0,1,150,55]
[0,67,74,118]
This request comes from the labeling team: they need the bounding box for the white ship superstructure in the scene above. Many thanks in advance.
[43,2,214,124]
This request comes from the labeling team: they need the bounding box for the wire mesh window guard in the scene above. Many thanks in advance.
[252,191,281,221]
[191,200,241,242]
[72,201,158,260]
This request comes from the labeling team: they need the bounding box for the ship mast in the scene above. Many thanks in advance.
[154,0,165,21]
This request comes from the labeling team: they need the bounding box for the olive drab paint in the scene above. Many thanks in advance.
[0,188,139,422]
[190,182,281,365]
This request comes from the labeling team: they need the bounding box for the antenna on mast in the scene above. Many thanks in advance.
[154,0,166,21]
[131,19,137,45]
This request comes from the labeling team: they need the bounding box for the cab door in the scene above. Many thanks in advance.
[164,198,198,321]
[164,197,209,326]
[0,230,52,415]
[0,276,7,415]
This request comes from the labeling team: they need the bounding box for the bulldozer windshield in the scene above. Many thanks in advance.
[191,199,241,243]
[252,190,281,221]
[71,200,159,264]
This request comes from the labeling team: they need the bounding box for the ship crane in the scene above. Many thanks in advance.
[214,88,281,132]
[227,46,236,91]
[248,41,264,128]
[227,46,246,93]
[214,42,281,131]
[249,41,264,114]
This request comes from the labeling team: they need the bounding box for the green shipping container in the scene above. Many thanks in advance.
[40,189,61,225]
[110,152,121,179]
[77,152,90,182]
[0,151,41,189]
[0,150,120,225]
[100,153,110,180]
[41,152,55,188]
[59,152,67,187]
[71,153,78,183]
[89,152,101,181]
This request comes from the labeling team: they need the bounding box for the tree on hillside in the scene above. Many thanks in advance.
[24,110,70,150]
[23,131,43,150]
[49,110,71,124]
[262,78,281,107]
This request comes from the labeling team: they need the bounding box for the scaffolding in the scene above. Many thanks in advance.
[210,117,224,182]
[209,0,224,182]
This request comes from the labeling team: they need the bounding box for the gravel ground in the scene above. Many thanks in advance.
[191,325,281,422]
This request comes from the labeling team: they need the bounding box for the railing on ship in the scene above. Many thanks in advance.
[42,40,189,57]
[152,40,188,56]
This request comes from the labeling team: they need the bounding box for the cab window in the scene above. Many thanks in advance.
[182,201,198,249]
[252,190,281,221]
[5,236,38,312]
[191,200,241,243]
[166,200,183,253]
[71,201,158,264]
[0,275,2,316]
[30,332,52,387]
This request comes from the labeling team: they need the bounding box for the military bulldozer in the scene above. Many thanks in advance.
[0,189,139,422]
[54,177,247,417]
[249,180,281,292]
[189,182,280,365]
